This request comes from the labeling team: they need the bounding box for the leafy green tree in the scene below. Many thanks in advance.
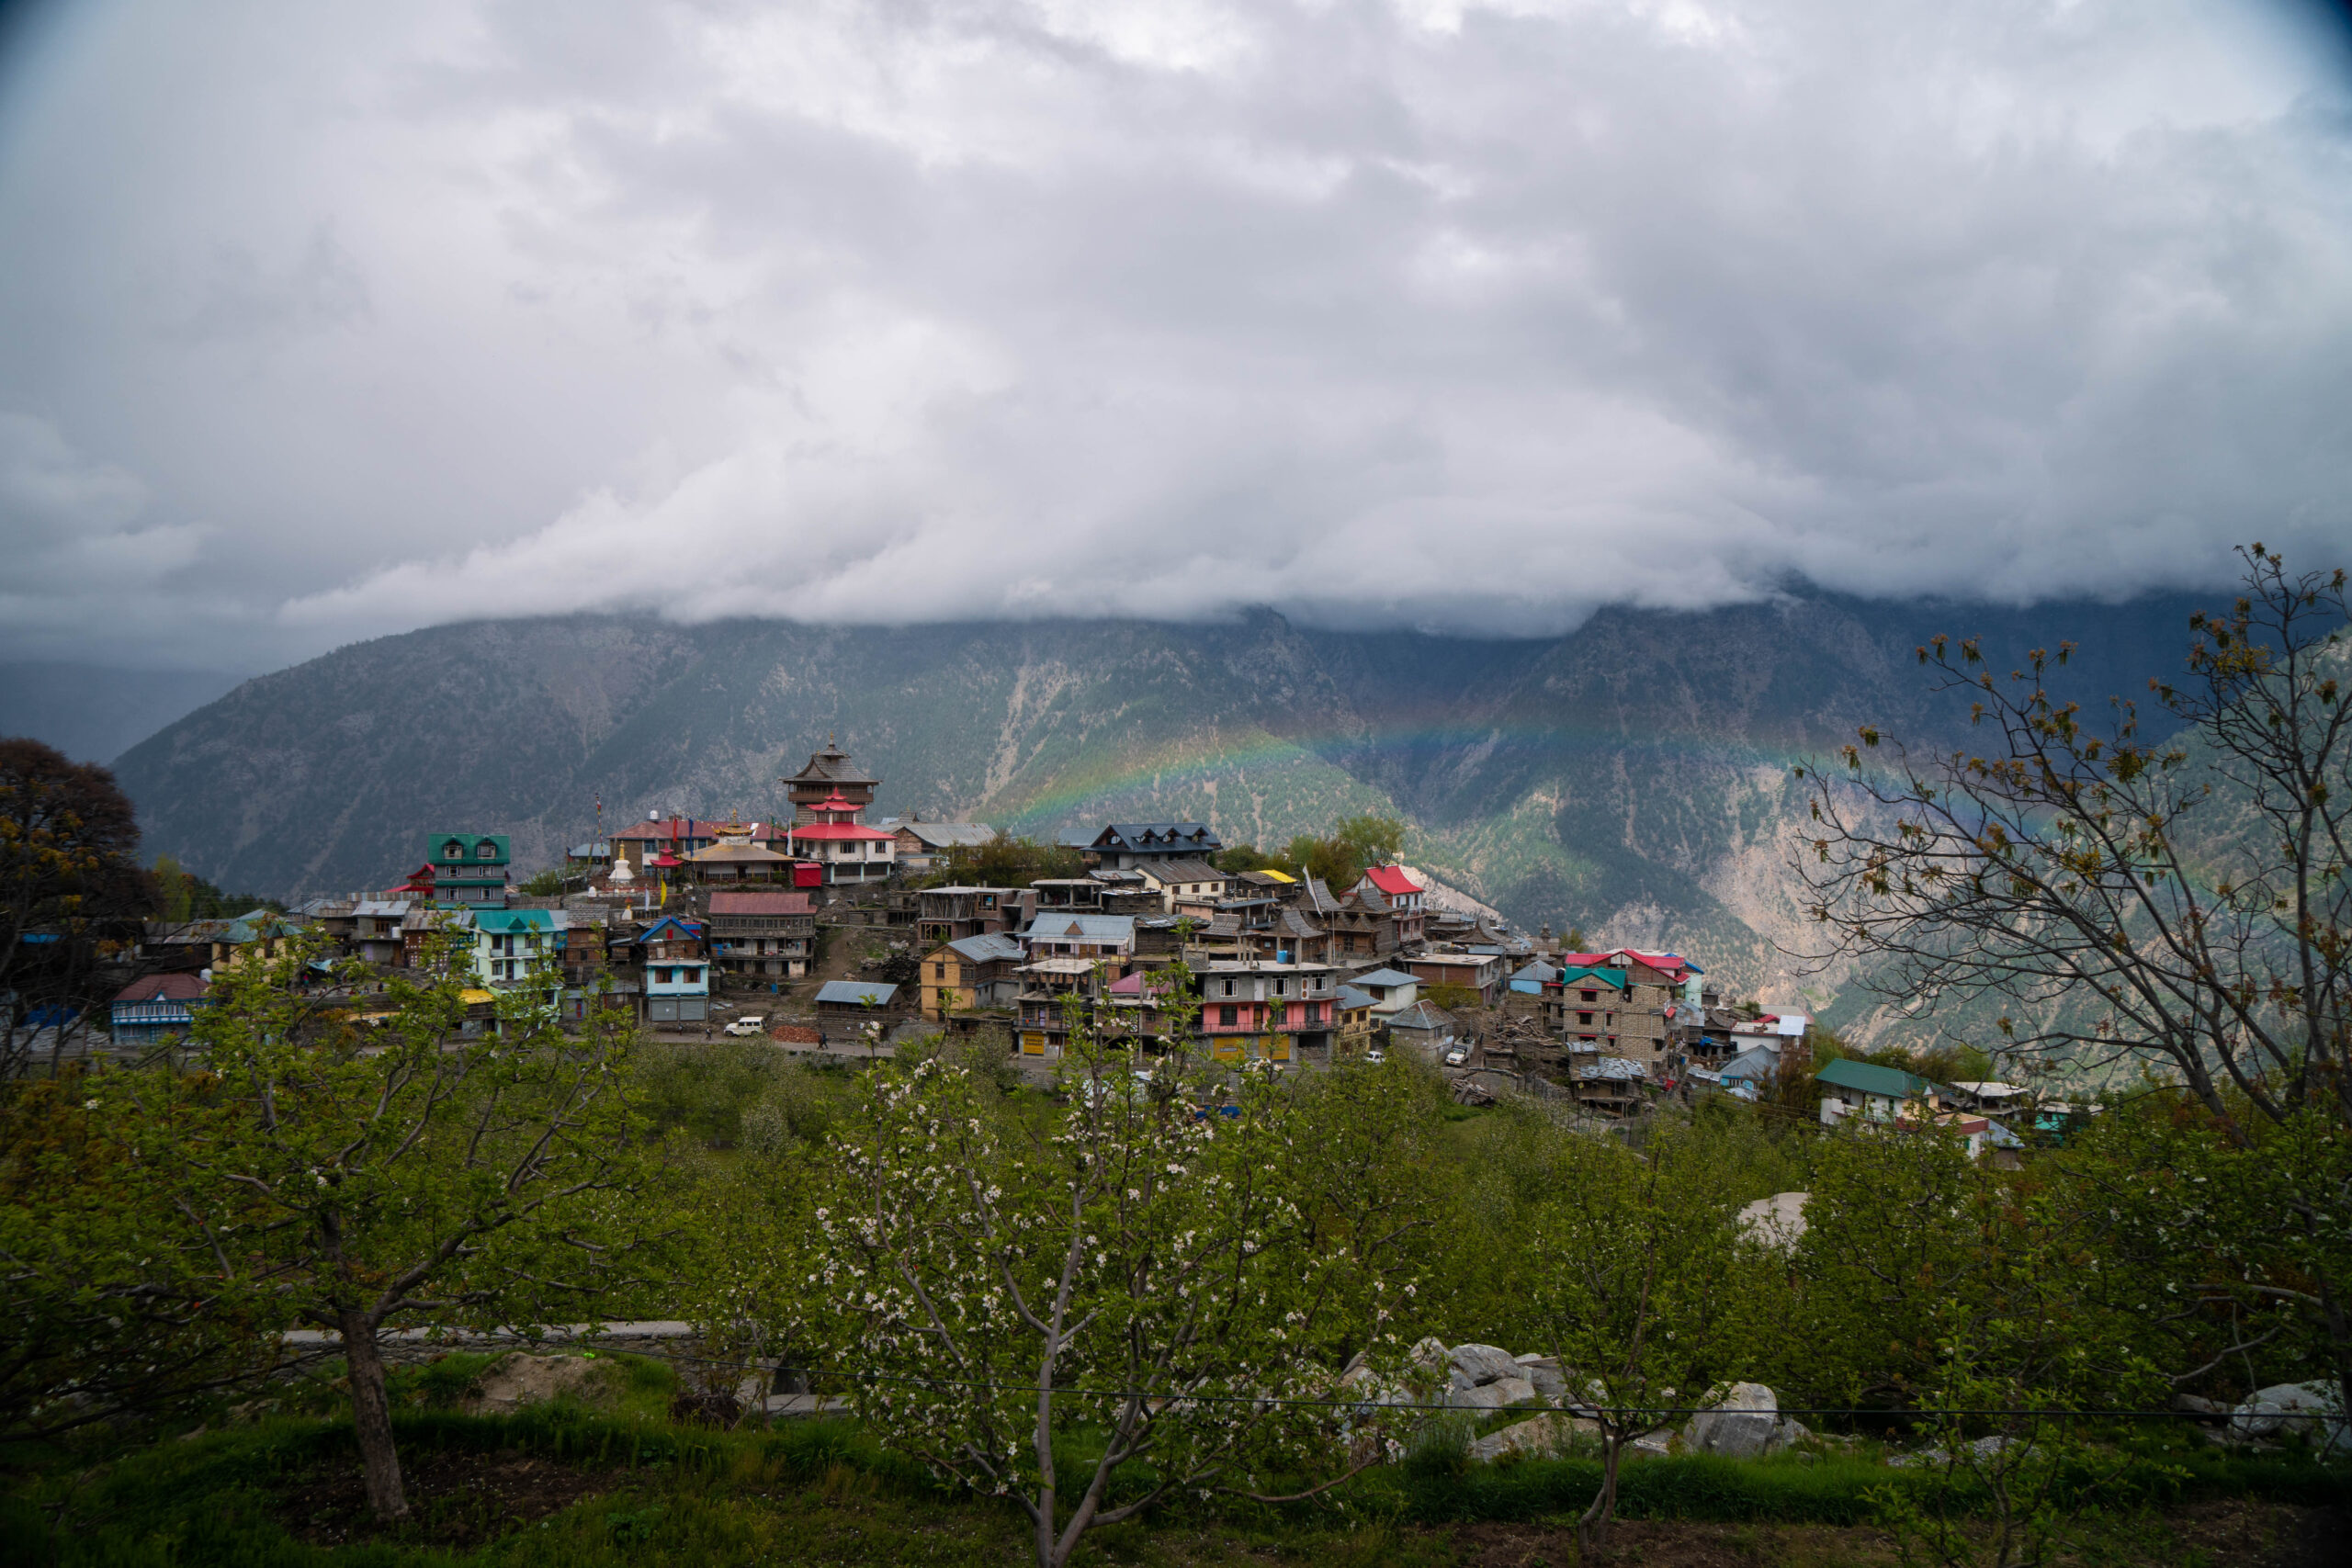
[1331,814,1405,873]
[1273,1055,1449,1354]
[1792,546,2352,1404]
[151,853,283,921]
[1421,981,1481,1013]
[1523,1128,1748,1553]
[158,933,664,1519]
[1769,1123,1988,1410]
[804,988,1394,1568]
[1,738,152,1074]
[2060,1094,2352,1412]
[0,1071,275,1439]
[933,833,1084,888]
[1865,1161,2168,1568]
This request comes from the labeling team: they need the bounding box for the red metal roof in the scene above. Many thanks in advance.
[114,973,209,1003]
[1361,865,1419,897]
[708,891,814,915]
[790,822,893,840]
[1561,949,1690,978]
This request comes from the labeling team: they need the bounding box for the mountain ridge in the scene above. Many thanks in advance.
[109,592,2205,1012]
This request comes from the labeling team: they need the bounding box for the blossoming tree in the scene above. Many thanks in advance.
[810,981,1396,1568]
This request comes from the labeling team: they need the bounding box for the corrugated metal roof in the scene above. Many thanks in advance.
[476,909,562,932]
[1023,914,1136,942]
[1136,858,1225,884]
[1815,1057,1938,1099]
[708,891,813,915]
[944,933,1024,963]
[113,973,209,1003]
[814,980,897,1005]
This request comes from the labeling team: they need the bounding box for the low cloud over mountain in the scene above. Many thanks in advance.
[0,2,2346,670]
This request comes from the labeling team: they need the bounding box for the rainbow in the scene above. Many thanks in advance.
[980,716,1824,841]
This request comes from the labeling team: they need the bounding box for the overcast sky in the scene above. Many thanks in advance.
[0,0,2346,672]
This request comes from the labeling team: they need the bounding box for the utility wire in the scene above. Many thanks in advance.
[543,1340,2232,1421]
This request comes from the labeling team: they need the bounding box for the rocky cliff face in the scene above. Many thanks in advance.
[111,592,2199,1015]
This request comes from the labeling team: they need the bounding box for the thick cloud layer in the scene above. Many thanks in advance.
[0,0,2346,669]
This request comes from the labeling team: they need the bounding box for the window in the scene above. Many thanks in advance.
[1580,989,1597,1002]
[1223,978,1236,997]
[1218,1005,1238,1027]
[1272,977,1288,996]
[1578,1011,1594,1026]
[935,964,946,979]
[445,840,464,860]
[478,843,497,859]
[656,967,673,984]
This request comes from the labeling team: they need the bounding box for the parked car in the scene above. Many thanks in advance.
[1442,1046,1469,1066]
[1364,1049,1385,1065]
[723,1014,767,1037]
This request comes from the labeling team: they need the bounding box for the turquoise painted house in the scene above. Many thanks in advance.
[427,833,511,907]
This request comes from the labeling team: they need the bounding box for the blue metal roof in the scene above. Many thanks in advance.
[815,980,897,1006]
[1023,913,1136,942]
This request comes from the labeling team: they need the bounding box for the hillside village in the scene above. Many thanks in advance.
[113,740,2043,1145]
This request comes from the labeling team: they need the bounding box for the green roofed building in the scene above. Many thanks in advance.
[427,832,511,908]
[1815,1056,1947,1125]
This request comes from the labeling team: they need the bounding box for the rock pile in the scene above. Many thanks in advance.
[1369,1342,1810,1465]
[1398,1337,1573,1410]
[2227,1381,2347,1454]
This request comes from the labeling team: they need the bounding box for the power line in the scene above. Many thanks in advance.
[539,1340,2226,1421]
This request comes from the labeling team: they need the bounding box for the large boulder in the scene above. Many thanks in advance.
[1683,1382,1784,1459]
[1447,1343,1522,1388]
[1468,1411,1597,1462]
[1515,1354,1568,1403]
[2230,1382,2348,1453]
[1486,1375,1537,1408]
[1447,1382,1516,1412]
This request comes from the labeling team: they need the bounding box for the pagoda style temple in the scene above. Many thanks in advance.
[785,739,877,824]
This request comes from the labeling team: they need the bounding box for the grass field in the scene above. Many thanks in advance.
[4,1353,2345,1567]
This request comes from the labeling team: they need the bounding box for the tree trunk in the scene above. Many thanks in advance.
[1578,1431,1622,1556]
[1032,1386,1057,1568]
[340,1309,407,1519]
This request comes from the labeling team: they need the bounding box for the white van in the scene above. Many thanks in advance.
[723,1015,767,1037]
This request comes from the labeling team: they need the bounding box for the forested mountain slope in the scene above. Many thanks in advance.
[111,592,2200,1010]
